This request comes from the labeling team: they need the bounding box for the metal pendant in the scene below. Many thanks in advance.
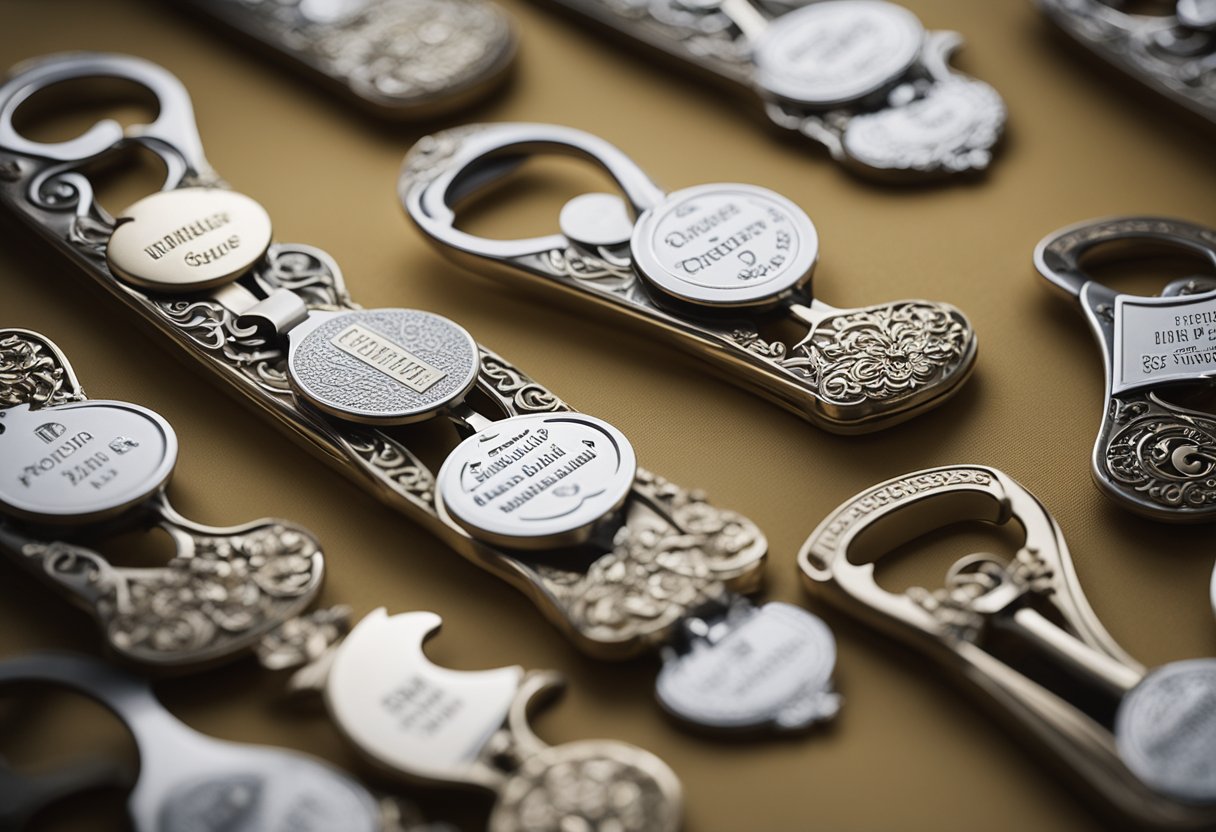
[401,123,978,433]
[165,0,517,118]
[1038,0,1216,126]
[0,329,325,669]
[528,0,1005,180]
[0,53,841,734]
[800,465,1216,826]
[1035,217,1216,522]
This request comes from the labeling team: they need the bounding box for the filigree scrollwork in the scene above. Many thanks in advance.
[258,605,353,671]
[544,246,643,302]
[784,301,970,405]
[478,350,567,416]
[1104,393,1216,511]
[908,548,1054,642]
[0,331,84,408]
[261,244,353,310]
[341,430,436,508]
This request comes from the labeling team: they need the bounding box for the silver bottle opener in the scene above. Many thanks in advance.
[1039,0,1216,126]
[0,53,840,733]
[400,123,978,433]
[1035,217,1216,522]
[164,0,517,118]
[800,465,1216,827]
[0,328,325,669]
[528,0,1005,180]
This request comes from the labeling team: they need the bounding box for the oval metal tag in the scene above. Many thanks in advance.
[288,309,480,425]
[107,187,273,290]
[630,183,817,309]
[754,0,924,106]
[437,413,637,550]
[0,401,177,524]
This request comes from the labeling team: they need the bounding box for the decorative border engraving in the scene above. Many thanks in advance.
[0,331,85,408]
[1103,393,1216,512]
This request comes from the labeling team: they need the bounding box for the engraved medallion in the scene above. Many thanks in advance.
[437,413,637,550]
[656,603,840,733]
[287,309,480,425]
[0,401,176,524]
[106,188,273,290]
[630,183,818,309]
[754,0,924,106]
[1116,659,1216,804]
[325,609,523,781]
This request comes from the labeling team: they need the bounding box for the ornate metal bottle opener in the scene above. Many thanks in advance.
[0,653,443,832]
[528,0,1005,179]
[1036,217,1216,522]
[800,465,1216,828]
[0,339,684,829]
[400,123,978,433]
[1039,0,1216,126]
[0,53,840,733]
[165,0,517,118]
[0,328,325,670]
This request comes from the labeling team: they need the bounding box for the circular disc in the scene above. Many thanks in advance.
[559,192,635,248]
[630,183,817,309]
[288,309,480,426]
[0,401,177,525]
[1116,658,1216,803]
[437,413,637,550]
[106,188,273,290]
[754,0,924,107]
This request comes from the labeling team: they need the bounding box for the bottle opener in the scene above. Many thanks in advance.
[526,0,1005,180]
[1038,0,1216,126]
[1035,216,1216,522]
[800,464,1216,827]
[0,328,325,670]
[0,53,840,733]
[165,0,517,119]
[400,122,978,433]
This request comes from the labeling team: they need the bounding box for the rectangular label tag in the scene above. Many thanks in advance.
[331,324,446,394]
[1114,290,1216,394]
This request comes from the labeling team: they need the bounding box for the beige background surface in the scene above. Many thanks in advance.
[2,0,1216,829]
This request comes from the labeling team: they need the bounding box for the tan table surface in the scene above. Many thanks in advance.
[3,0,1216,829]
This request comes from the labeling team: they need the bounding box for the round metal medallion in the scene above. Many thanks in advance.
[754,0,924,107]
[630,183,817,309]
[106,188,273,291]
[437,413,637,550]
[0,401,177,525]
[288,309,480,425]
[560,192,635,248]
[1115,659,1216,804]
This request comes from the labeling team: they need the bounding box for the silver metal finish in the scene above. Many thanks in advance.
[166,0,518,119]
[287,308,481,425]
[402,123,978,432]
[800,465,1216,827]
[1035,216,1216,522]
[0,654,383,832]
[1038,0,1216,126]
[0,329,325,670]
[323,609,683,831]
[0,55,789,710]
[656,600,839,733]
[436,413,637,550]
[529,0,1005,180]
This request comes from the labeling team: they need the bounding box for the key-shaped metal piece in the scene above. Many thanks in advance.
[1035,217,1216,522]
[318,609,683,830]
[400,123,978,433]
[0,329,325,669]
[0,55,845,735]
[0,653,393,832]
[164,0,516,119]
[800,465,1216,826]
[527,0,1005,180]
[1038,0,1216,126]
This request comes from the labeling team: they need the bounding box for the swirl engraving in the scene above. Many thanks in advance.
[478,350,566,416]
[1103,393,1216,512]
[341,430,436,507]
[0,332,84,409]
[545,246,643,302]
[784,301,971,406]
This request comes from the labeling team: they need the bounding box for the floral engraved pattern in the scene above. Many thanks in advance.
[1104,393,1216,511]
[908,549,1053,641]
[0,331,83,408]
[535,469,764,646]
[784,302,970,405]
[22,524,321,665]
